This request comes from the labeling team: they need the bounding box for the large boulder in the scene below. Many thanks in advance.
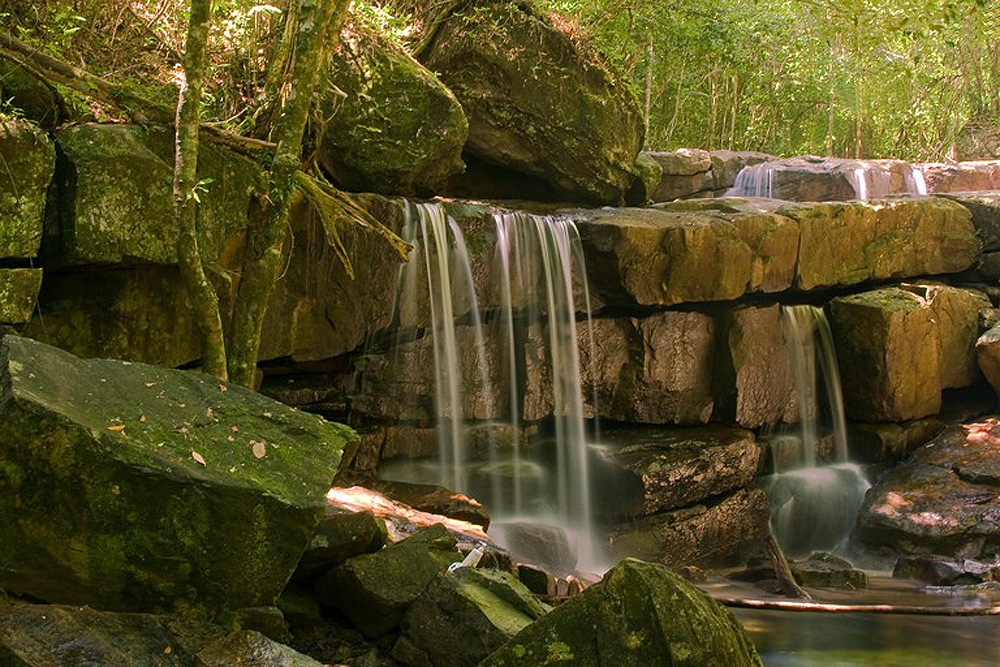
[781,197,980,291]
[830,284,987,422]
[727,156,925,201]
[0,119,54,258]
[0,335,355,611]
[608,488,770,569]
[855,420,1000,559]
[196,630,324,667]
[48,123,256,266]
[646,149,714,201]
[922,161,1000,193]
[393,567,549,667]
[421,0,643,204]
[317,28,467,195]
[936,192,1000,251]
[480,558,762,666]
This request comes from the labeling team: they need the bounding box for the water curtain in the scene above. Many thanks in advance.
[400,202,599,567]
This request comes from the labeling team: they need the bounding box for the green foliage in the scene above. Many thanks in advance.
[541,0,1000,160]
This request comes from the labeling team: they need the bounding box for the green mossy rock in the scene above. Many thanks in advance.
[393,567,549,667]
[0,269,43,324]
[0,119,54,258]
[24,266,204,367]
[314,523,462,637]
[50,123,256,266]
[421,0,642,204]
[318,29,467,195]
[0,335,355,611]
[293,507,388,584]
[480,558,762,666]
[196,630,324,667]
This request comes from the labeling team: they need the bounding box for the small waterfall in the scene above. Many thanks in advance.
[766,305,868,556]
[727,163,774,198]
[391,202,602,571]
[728,159,931,201]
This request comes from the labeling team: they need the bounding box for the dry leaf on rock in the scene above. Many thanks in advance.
[191,450,206,466]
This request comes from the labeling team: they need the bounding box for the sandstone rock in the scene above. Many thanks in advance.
[847,419,946,463]
[855,421,1000,559]
[318,28,467,195]
[830,286,942,421]
[710,150,774,192]
[929,285,991,388]
[608,488,770,569]
[393,567,549,667]
[937,192,1000,251]
[315,523,462,637]
[421,0,642,204]
[0,119,53,258]
[728,156,924,201]
[790,554,868,589]
[0,268,42,324]
[336,472,491,528]
[0,335,354,611]
[715,304,798,428]
[782,197,980,291]
[480,559,762,667]
[566,313,714,425]
[647,148,714,201]
[892,554,999,586]
[600,427,761,517]
[50,124,256,266]
[24,266,203,367]
[0,603,225,665]
[923,162,1000,193]
[294,507,388,584]
[196,631,323,667]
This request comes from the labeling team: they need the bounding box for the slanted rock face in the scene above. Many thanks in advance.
[855,421,1000,559]
[0,118,54,258]
[480,558,762,667]
[0,335,354,611]
[318,28,468,196]
[421,0,643,204]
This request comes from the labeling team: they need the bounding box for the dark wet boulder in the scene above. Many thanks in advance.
[0,118,54,258]
[293,506,388,584]
[317,28,467,195]
[0,335,355,611]
[855,420,1000,559]
[892,554,1000,586]
[393,567,549,667]
[790,554,868,589]
[480,558,762,666]
[420,0,642,204]
[314,523,462,637]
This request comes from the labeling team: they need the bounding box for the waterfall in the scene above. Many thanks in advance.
[766,305,868,556]
[392,202,601,571]
[727,163,775,198]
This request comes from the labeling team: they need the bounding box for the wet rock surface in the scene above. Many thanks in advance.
[855,420,1000,559]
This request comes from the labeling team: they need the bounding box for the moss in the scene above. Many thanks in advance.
[0,119,53,258]
[0,269,43,324]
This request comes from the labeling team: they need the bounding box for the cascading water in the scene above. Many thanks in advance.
[728,158,930,201]
[390,202,603,572]
[765,305,869,556]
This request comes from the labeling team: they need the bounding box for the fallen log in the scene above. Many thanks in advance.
[719,596,1000,616]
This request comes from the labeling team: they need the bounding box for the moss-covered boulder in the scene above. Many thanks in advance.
[421,0,642,204]
[0,335,355,611]
[196,630,324,667]
[480,558,762,666]
[781,197,980,290]
[49,123,256,266]
[24,266,204,367]
[393,567,549,667]
[0,268,43,324]
[0,119,54,258]
[317,28,467,195]
[314,523,462,637]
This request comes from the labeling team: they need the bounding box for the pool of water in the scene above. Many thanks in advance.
[712,574,1000,665]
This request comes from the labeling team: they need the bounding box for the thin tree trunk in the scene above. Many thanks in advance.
[174,0,227,380]
[766,528,811,600]
[644,33,653,148]
[227,0,351,387]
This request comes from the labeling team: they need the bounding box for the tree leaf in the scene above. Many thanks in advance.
[191,450,207,466]
[251,440,267,459]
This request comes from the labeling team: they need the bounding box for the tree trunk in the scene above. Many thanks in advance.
[227,0,351,387]
[174,0,228,380]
